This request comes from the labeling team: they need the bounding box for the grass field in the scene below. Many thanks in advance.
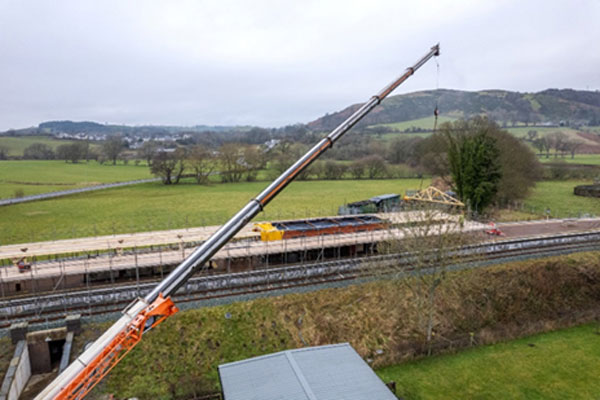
[505,126,580,139]
[1,176,599,244]
[370,115,456,132]
[0,178,428,244]
[0,135,98,157]
[522,180,600,217]
[369,119,600,151]
[377,323,600,399]
[0,160,152,199]
[538,154,600,166]
[380,131,433,141]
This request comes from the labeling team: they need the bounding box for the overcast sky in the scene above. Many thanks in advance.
[0,0,598,131]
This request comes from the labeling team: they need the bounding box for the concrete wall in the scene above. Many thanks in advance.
[58,331,74,374]
[0,340,31,400]
[27,327,67,374]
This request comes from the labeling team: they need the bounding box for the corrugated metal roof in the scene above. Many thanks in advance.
[218,343,397,400]
[370,193,400,203]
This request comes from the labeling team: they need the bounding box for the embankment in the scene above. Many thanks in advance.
[81,252,600,399]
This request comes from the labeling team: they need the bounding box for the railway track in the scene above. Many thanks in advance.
[2,231,600,331]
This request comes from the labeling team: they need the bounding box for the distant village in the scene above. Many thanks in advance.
[51,131,194,149]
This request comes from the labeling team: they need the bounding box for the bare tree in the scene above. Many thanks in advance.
[242,145,265,182]
[348,160,365,179]
[23,143,55,159]
[533,137,548,157]
[564,139,584,159]
[189,145,215,184]
[56,142,87,163]
[171,147,187,183]
[361,155,388,179]
[150,148,186,184]
[375,206,468,355]
[307,160,325,180]
[323,161,347,180]
[103,135,124,165]
[547,132,568,158]
[137,140,159,165]
[218,143,245,183]
[0,146,8,160]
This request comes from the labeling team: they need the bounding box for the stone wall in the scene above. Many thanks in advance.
[0,340,31,400]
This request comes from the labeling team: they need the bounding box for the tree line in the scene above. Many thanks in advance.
[19,136,126,164]
[528,130,584,159]
[11,117,546,214]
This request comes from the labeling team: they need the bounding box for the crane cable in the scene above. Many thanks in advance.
[433,55,440,133]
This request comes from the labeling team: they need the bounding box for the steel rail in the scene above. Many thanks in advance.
[5,240,598,332]
[7,230,600,329]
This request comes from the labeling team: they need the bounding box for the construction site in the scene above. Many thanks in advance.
[2,40,600,400]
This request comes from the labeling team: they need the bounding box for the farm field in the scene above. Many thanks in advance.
[0,160,152,199]
[538,154,600,166]
[376,323,600,400]
[505,125,580,139]
[371,115,456,131]
[0,135,99,157]
[0,178,428,244]
[369,118,600,150]
[380,131,432,140]
[523,180,600,217]
[1,175,599,244]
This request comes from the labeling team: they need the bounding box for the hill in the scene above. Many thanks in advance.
[3,89,600,139]
[307,89,600,131]
[2,121,251,138]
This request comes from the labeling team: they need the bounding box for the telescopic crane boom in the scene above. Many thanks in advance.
[35,43,440,400]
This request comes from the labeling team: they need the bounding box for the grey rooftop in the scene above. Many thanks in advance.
[218,343,396,400]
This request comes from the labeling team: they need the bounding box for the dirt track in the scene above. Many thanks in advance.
[496,218,600,238]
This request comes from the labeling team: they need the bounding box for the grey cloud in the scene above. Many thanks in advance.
[0,0,598,130]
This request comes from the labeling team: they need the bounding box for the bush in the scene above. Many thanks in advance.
[418,117,541,208]
[542,162,600,181]
[23,143,55,160]
[323,161,347,180]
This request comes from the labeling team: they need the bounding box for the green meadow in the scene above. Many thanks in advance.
[0,178,428,244]
[377,323,600,400]
[0,160,152,199]
[538,154,600,166]
[371,115,456,131]
[0,135,98,157]
[522,180,600,217]
[1,171,600,244]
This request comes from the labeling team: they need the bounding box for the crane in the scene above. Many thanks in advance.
[35,43,440,400]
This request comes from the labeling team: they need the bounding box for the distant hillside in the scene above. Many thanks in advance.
[308,89,600,131]
[35,121,249,136]
[0,121,252,137]
[4,89,599,138]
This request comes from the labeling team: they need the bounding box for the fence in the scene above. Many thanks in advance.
[0,178,162,207]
